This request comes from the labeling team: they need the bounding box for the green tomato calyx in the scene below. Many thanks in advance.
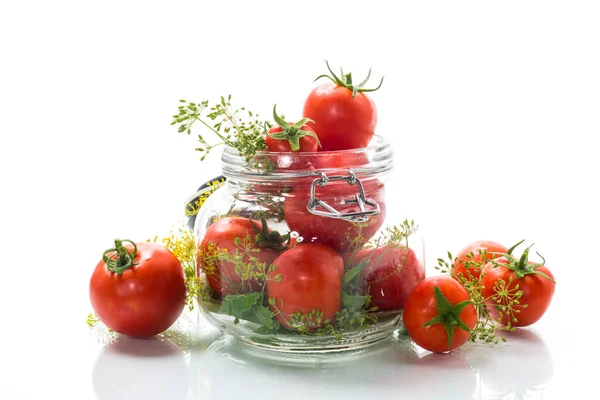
[314,60,384,98]
[268,105,321,151]
[492,240,556,283]
[103,239,138,275]
[422,286,473,350]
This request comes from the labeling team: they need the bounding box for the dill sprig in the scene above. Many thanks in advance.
[87,313,100,328]
[150,223,200,311]
[198,234,282,295]
[172,95,269,162]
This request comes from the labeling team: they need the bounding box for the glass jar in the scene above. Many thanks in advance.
[190,135,425,356]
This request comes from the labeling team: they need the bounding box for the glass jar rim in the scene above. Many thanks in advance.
[221,134,393,182]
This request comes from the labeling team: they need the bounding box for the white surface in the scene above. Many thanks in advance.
[1,1,599,399]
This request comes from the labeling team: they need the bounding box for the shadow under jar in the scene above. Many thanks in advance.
[192,135,425,357]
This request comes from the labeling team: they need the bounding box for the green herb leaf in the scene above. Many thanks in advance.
[219,293,278,330]
[341,291,370,309]
[219,293,262,323]
[172,97,269,163]
[342,258,370,287]
[244,303,276,330]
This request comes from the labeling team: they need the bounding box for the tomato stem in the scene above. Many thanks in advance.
[268,105,321,150]
[492,241,556,283]
[102,239,138,275]
[314,60,384,99]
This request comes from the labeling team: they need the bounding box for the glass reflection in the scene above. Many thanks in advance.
[191,331,477,400]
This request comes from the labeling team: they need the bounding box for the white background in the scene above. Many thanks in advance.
[1,1,599,399]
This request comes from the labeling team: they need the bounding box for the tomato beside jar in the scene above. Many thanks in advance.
[89,240,187,338]
[403,276,477,353]
[481,242,556,327]
[452,240,508,282]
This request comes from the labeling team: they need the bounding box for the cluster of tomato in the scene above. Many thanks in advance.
[88,61,393,338]
[88,61,557,356]
[265,60,381,154]
[197,216,425,331]
[196,63,427,331]
[403,240,556,353]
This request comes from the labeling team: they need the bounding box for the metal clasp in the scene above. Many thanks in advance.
[306,170,380,223]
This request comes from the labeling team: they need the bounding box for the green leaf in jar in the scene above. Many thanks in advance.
[246,303,276,330]
[342,258,370,287]
[341,290,370,309]
[219,293,277,330]
[219,293,262,324]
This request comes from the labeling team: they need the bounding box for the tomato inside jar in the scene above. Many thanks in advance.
[190,135,425,355]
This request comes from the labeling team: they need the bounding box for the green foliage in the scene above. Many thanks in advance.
[172,95,269,162]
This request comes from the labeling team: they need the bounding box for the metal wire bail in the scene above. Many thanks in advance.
[306,169,381,223]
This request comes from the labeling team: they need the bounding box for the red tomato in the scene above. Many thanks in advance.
[302,62,382,151]
[267,243,343,331]
[452,240,508,282]
[403,276,477,353]
[197,217,281,296]
[481,242,556,327]
[309,150,370,171]
[283,178,386,253]
[265,105,321,153]
[266,124,319,153]
[357,245,425,311]
[89,240,187,338]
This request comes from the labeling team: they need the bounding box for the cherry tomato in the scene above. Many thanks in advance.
[357,245,425,311]
[452,240,508,282]
[89,240,187,338]
[267,243,343,331]
[403,276,477,353]
[264,104,321,153]
[197,217,282,296]
[302,61,382,151]
[283,178,386,253]
[481,241,556,327]
[266,126,318,153]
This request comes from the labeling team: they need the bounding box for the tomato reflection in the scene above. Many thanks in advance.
[92,335,188,400]
[468,328,554,398]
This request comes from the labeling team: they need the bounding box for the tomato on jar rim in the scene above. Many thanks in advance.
[303,61,382,151]
[265,105,321,153]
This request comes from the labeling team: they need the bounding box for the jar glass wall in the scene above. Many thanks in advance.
[191,135,425,355]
